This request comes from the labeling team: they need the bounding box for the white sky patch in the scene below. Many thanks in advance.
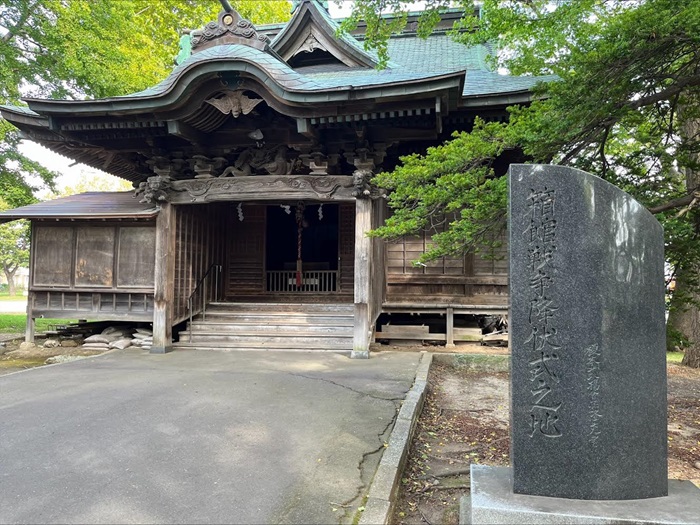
[18,140,112,196]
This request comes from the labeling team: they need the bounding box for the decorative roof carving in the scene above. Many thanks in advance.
[294,32,327,56]
[191,10,271,53]
[205,90,263,117]
[168,175,355,204]
[219,145,291,177]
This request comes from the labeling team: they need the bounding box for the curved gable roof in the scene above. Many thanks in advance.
[272,0,380,68]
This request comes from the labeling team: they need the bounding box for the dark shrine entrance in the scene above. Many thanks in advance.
[265,203,339,293]
[225,202,354,300]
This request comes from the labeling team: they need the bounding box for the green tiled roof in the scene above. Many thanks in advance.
[123,45,324,99]
[119,31,536,99]
[386,34,491,73]
[0,104,39,116]
[10,7,555,113]
[463,69,554,97]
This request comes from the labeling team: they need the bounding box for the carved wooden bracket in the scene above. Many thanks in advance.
[135,175,175,204]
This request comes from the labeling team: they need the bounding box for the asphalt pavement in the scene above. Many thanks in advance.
[0,348,420,524]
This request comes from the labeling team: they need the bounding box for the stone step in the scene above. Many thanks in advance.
[180,331,352,349]
[206,302,354,314]
[187,322,353,334]
[197,312,354,324]
[173,341,352,352]
[176,334,353,348]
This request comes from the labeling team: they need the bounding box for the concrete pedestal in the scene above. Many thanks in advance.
[463,465,700,525]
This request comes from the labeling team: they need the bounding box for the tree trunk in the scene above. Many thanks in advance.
[667,266,700,367]
[3,264,18,297]
[667,105,700,368]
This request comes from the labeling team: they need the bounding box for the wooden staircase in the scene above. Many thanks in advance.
[174,302,354,352]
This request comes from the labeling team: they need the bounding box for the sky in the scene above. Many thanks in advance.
[17,1,426,194]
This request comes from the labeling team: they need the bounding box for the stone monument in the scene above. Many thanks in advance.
[464,164,700,524]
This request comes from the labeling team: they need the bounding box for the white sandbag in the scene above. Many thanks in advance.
[109,338,132,350]
[84,334,110,343]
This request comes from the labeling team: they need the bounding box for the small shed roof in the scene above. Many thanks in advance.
[0,192,159,223]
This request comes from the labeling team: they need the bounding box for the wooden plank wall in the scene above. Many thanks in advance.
[172,204,226,324]
[385,224,508,305]
[28,221,157,323]
[338,203,355,293]
[31,222,156,292]
[369,198,386,324]
[226,203,265,297]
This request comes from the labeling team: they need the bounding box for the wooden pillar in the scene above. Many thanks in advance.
[446,307,455,348]
[25,222,35,343]
[152,202,176,353]
[352,197,372,358]
[25,292,35,343]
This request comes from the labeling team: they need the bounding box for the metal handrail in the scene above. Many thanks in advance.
[187,263,222,342]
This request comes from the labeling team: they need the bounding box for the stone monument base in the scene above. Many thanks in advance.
[463,465,700,525]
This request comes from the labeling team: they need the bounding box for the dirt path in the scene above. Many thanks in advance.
[392,359,700,525]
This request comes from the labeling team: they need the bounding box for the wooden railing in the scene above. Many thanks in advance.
[266,271,338,293]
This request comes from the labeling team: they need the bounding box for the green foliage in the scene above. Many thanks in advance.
[0,199,29,294]
[0,0,291,101]
[373,120,512,261]
[345,0,700,269]
[50,171,134,198]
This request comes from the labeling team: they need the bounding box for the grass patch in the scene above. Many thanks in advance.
[0,314,76,333]
[0,357,47,369]
[0,293,27,302]
[667,351,685,364]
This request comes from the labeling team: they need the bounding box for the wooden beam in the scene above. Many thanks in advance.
[386,274,509,286]
[152,202,176,353]
[168,175,356,203]
[296,118,318,140]
[352,198,372,358]
[167,120,207,146]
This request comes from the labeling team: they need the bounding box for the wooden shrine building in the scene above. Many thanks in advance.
[0,1,542,357]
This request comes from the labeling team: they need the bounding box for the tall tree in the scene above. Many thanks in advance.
[0,0,291,201]
[0,199,28,295]
[343,0,700,367]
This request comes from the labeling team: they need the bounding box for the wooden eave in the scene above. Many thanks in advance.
[459,90,534,108]
[0,192,158,224]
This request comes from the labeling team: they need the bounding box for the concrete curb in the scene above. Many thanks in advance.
[359,351,433,525]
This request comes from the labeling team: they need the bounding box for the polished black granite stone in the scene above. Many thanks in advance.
[508,164,667,500]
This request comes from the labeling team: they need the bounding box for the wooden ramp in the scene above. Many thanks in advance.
[174,302,354,352]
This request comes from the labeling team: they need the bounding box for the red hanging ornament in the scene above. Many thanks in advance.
[295,202,305,287]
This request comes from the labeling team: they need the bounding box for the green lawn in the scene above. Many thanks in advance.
[0,293,28,302]
[0,314,76,333]
[666,351,685,364]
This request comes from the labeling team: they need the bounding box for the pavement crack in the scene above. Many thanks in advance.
[338,405,400,524]
[290,373,405,402]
